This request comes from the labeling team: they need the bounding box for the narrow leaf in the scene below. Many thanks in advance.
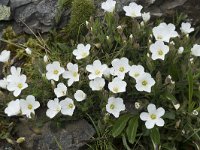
[150,127,160,145]
[112,114,132,137]
[126,116,138,144]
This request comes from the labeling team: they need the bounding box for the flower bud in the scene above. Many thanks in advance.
[16,137,25,144]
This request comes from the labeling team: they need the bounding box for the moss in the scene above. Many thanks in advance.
[64,0,94,38]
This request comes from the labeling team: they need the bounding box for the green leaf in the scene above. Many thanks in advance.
[150,127,160,145]
[112,114,132,137]
[126,116,138,144]
[163,111,175,120]
[164,92,176,101]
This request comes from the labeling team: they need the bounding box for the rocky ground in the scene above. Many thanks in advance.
[0,0,200,149]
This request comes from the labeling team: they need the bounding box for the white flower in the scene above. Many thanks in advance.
[140,104,165,129]
[108,77,127,93]
[149,41,169,60]
[89,77,105,91]
[178,47,184,54]
[180,22,194,34]
[123,2,143,18]
[86,60,108,80]
[101,0,116,13]
[4,99,21,117]
[106,97,125,118]
[60,98,75,116]
[191,44,200,56]
[46,61,65,81]
[7,75,28,97]
[142,12,150,22]
[129,65,145,80]
[54,83,67,98]
[0,78,8,89]
[46,98,61,118]
[135,73,155,93]
[73,44,91,60]
[20,95,40,118]
[74,90,86,102]
[111,57,130,79]
[25,47,32,55]
[7,66,21,80]
[43,55,48,63]
[152,22,178,43]
[0,50,10,63]
[62,63,79,86]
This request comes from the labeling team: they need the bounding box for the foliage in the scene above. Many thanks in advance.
[0,2,200,150]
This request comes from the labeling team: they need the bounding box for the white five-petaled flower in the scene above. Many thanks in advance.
[4,99,21,117]
[129,65,145,80]
[152,22,178,43]
[60,98,75,116]
[7,75,28,97]
[0,50,10,63]
[108,77,127,93]
[191,44,200,57]
[86,60,108,80]
[89,77,105,91]
[135,73,155,93]
[123,2,143,18]
[142,12,150,22]
[111,57,130,79]
[25,47,32,55]
[101,0,116,13]
[54,83,67,98]
[62,63,79,86]
[46,61,65,81]
[0,78,8,89]
[74,90,86,102]
[140,104,165,129]
[20,95,40,118]
[106,97,125,118]
[46,98,61,118]
[149,41,169,60]
[180,22,194,34]
[73,44,91,60]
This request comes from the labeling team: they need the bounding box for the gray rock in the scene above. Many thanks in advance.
[10,0,32,9]
[0,0,9,5]
[16,119,95,150]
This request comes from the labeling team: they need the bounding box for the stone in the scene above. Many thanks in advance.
[0,0,9,5]
[10,0,32,9]
[16,119,95,150]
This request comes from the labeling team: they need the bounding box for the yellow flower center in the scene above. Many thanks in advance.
[73,72,78,77]
[68,103,74,109]
[28,104,33,110]
[54,70,59,75]
[113,87,119,93]
[17,83,23,89]
[158,49,163,56]
[131,12,136,17]
[119,67,125,72]
[81,52,88,58]
[150,114,157,120]
[95,70,101,75]
[142,80,148,86]
[134,73,139,77]
[110,104,115,110]
[157,35,163,40]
